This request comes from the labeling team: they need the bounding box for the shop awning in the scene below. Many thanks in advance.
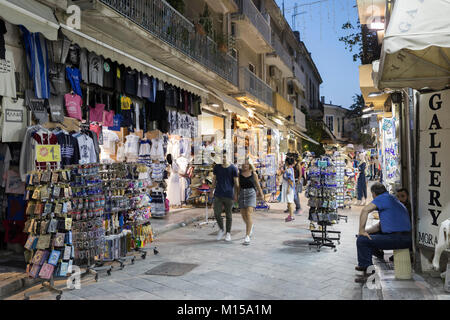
[375,0,450,91]
[291,129,320,145]
[207,87,249,118]
[60,24,208,97]
[0,0,60,40]
[359,64,389,110]
[253,112,280,130]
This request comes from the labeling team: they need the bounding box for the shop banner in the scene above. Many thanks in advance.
[417,89,450,248]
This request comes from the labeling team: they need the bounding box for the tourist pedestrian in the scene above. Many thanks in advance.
[281,158,296,222]
[210,151,239,242]
[356,154,367,206]
[237,159,264,245]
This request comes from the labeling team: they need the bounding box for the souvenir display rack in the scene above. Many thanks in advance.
[306,157,341,252]
[334,155,348,223]
[23,164,76,300]
[187,164,214,207]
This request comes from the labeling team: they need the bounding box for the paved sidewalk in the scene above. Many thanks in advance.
[7,193,367,300]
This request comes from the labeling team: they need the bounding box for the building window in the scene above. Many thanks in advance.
[249,63,255,74]
[326,116,334,132]
[337,117,340,133]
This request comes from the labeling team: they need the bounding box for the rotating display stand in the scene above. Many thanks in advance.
[306,157,341,252]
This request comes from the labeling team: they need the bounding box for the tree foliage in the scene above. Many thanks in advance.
[338,20,362,62]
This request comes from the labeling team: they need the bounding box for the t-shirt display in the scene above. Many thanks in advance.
[79,47,89,84]
[103,59,115,89]
[115,64,125,93]
[65,67,83,97]
[124,68,138,96]
[88,52,104,86]
[0,50,16,98]
[1,97,27,142]
[64,93,83,121]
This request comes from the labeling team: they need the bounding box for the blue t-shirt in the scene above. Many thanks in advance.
[108,114,123,131]
[65,67,83,97]
[372,192,411,233]
[213,164,238,199]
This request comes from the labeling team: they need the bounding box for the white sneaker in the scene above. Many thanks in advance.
[243,235,250,245]
[216,229,225,241]
[225,232,232,242]
[249,224,254,237]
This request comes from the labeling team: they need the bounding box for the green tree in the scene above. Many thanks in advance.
[338,20,362,62]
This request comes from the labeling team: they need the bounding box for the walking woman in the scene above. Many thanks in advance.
[237,159,264,245]
[356,153,368,206]
[281,158,296,222]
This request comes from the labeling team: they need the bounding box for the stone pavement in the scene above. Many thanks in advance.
[7,193,367,300]
[4,192,449,300]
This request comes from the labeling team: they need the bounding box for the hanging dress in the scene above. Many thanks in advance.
[167,162,181,206]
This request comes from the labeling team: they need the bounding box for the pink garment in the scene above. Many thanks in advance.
[89,103,105,123]
[89,124,101,142]
[103,110,115,127]
[165,198,170,212]
[64,93,83,121]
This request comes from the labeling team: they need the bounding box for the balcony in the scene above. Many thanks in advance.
[294,107,306,131]
[98,0,238,86]
[234,67,273,109]
[266,35,293,77]
[273,92,293,118]
[292,61,306,92]
[232,0,272,53]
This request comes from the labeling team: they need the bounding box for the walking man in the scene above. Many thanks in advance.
[210,151,239,242]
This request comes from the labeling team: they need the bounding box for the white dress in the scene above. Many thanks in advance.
[167,162,181,206]
[280,168,295,203]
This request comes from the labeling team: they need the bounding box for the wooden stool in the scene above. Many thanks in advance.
[394,249,412,280]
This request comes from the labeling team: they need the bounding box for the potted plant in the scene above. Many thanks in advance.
[194,21,206,36]
[199,4,213,37]
[216,32,228,53]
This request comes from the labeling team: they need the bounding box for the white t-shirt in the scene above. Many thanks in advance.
[124,134,140,160]
[0,51,17,98]
[1,97,27,142]
[76,134,97,164]
[102,128,119,154]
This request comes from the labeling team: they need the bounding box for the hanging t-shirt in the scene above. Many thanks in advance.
[67,44,80,65]
[75,134,97,164]
[89,103,105,123]
[140,73,151,99]
[48,62,67,95]
[55,131,80,166]
[136,72,142,98]
[109,114,122,131]
[88,52,104,86]
[124,68,138,96]
[1,98,27,142]
[103,59,115,89]
[65,67,83,97]
[102,128,119,155]
[79,48,89,84]
[120,96,132,127]
[48,95,65,123]
[64,93,83,121]
[0,50,16,98]
[124,134,140,161]
[115,64,126,93]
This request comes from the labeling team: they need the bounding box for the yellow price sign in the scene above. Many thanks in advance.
[36,145,61,162]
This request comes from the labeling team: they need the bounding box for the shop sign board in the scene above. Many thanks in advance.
[417,89,450,248]
[36,145,61,162]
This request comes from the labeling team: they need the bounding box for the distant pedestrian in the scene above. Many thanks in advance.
[356,154,367,206]
[237,159,264,245]
[281,158,296,222]
[210,151,239,242]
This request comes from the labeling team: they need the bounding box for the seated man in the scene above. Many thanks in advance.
[355,183,412,283]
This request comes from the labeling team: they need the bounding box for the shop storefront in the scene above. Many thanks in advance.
[0,3,214,280]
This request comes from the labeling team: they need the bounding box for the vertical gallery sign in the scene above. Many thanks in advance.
[418,89,450,248]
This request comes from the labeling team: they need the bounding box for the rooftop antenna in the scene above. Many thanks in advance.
[291,3,306,31]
